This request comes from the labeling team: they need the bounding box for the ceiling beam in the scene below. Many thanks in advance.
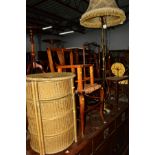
[32,0,49,7]
[26,14,57,26]
[26,23,59,36]
[27,16,69,31]
[53,0,82,14]
[27,5,82,25]
[27,5,85,33]
[27,5,67,21]
[27,16,85,35]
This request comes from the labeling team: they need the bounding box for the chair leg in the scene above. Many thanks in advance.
[79,94,85,137]
[99,87,104,121]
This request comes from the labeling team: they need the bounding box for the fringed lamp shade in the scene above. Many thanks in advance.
[80,0,126,28]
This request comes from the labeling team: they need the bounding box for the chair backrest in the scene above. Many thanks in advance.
[47,47,75,72]
[57,64,95,93]
[46,47,101,93]
[47,48,55,72]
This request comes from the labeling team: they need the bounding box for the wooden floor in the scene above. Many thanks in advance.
[27,99,129,155]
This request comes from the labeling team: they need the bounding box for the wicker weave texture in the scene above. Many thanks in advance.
[26,73,76,154]
[26,79,72,100]
[30,127,74,154]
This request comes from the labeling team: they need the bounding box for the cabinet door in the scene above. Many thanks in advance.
[76,140,92,155]
[109,132,119,155]
[94,142,110,155]
[110,119,129,155]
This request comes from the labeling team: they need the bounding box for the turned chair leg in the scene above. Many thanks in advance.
[79,94,85,137]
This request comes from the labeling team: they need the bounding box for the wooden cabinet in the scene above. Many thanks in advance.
[27,105,129,155]
[76,140,92,155]
[75,106,129,155]
[95,141,110,155]
[93,119,128,155]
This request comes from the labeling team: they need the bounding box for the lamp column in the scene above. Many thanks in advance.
[100,17,107,86]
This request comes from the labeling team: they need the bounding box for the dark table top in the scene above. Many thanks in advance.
[106,75,128,82]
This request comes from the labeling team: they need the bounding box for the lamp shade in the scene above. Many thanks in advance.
[80,0,126,28]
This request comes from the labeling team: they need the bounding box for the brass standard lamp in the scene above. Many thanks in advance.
[80,0,126,87]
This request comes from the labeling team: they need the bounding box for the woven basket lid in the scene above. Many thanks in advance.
[80,0,126,28]
[26,72,75,81]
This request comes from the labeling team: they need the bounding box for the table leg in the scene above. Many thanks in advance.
[79,94,85,137]
[115,81,119,110]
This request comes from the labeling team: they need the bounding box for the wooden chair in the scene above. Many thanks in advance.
[47,47,74,72]
[57,64,104,137]
[46,47,104,137]
[46,47,105,137]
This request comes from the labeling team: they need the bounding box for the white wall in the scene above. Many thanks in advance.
[62,21,129,50]
[108,22,129,50]
[26,34,63,59]
[62,30,101,48]
[26,34,63,52]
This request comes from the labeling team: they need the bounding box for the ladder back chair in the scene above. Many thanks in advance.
[46,47,105,137]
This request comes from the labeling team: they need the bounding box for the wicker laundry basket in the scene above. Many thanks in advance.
[26,72,77,154]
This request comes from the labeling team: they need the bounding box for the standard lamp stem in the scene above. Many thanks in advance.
[100,17,107,86]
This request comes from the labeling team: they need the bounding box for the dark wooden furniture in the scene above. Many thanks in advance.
[57,64,104,137]
[106,76,129,109]
[46,48,76,72]
[37,51,49,72]
[26,29,45,75]
[66,44,101,79]
[46,47,105,137]
[107,50,129,75]
[83,43,101,79]
[27,103,129,155]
